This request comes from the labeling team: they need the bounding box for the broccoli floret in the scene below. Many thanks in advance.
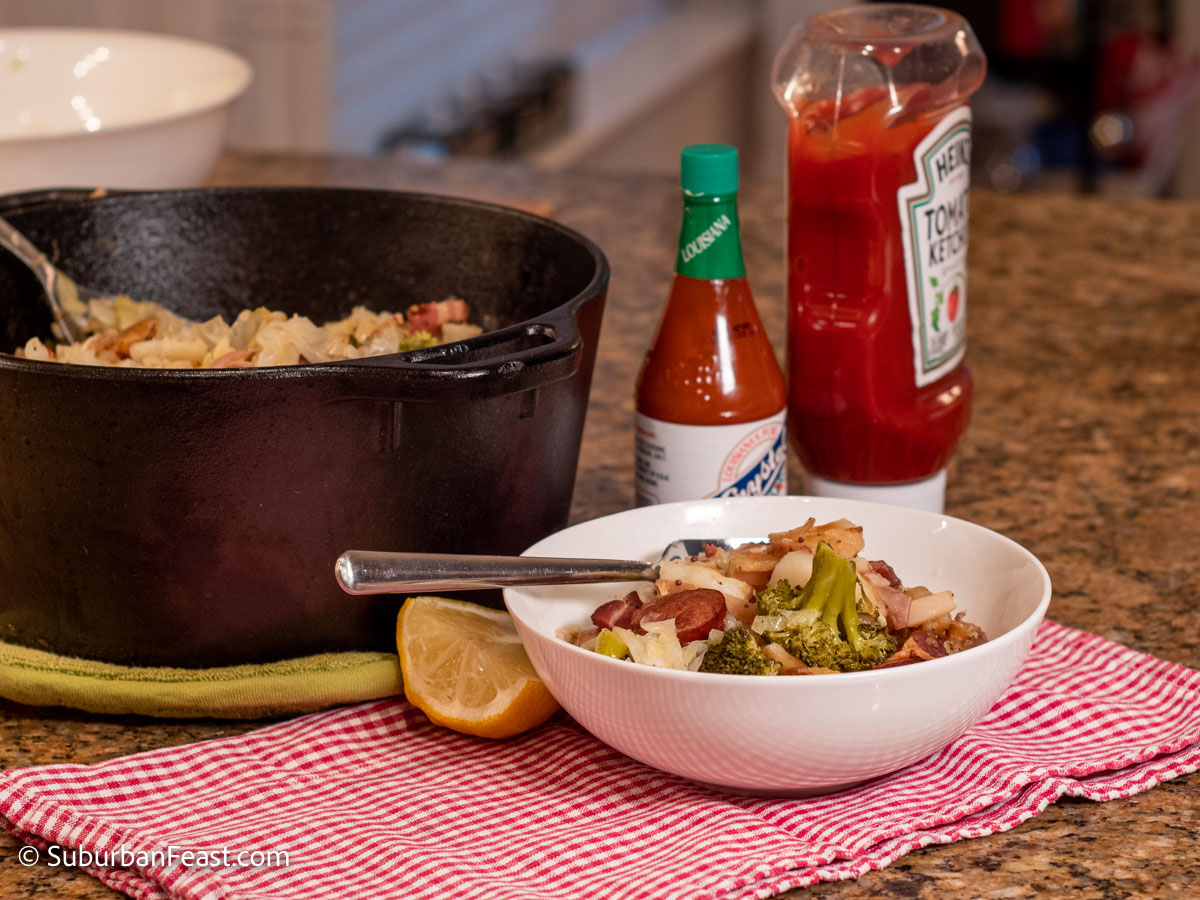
[755,579,800,616]
[698,627,781,675]
[757,541,896,672]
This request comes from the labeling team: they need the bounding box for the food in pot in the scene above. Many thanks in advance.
[560,517,987,675]
[12,294,482,368]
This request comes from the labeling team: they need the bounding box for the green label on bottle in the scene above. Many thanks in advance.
[676,196,745,279]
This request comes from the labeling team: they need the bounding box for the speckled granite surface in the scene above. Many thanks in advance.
[2,152,1199,898]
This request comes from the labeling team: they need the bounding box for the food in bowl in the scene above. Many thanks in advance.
[12,294,482,368]
[505,496,1052,794]
[561,517,986,675]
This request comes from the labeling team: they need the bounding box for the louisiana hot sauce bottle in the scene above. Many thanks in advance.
[772,5,986,512]
[634,144,787,505]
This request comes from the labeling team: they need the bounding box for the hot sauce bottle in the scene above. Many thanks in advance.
[772,5,986,512]
[634,144,787,505]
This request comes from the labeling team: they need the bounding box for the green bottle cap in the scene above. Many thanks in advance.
[680,144,738,197]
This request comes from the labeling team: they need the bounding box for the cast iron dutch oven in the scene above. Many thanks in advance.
[0,187,608,667]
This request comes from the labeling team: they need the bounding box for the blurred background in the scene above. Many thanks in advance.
[4,0,1199,197]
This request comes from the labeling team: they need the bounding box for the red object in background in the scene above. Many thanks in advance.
[999,0,1078,58]
[1096,29,1200,172]
[785,96,974,484]
[999,0,1046,57]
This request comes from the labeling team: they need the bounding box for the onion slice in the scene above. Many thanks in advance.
[907,590,956,627]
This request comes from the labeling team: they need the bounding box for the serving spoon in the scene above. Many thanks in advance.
[335,538,762,595]
[0,213,93,344]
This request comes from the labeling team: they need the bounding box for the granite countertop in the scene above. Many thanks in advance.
[3,151,1199,897]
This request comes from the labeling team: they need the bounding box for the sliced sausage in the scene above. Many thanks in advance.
[590,591,644,630]
[632,589,726,643]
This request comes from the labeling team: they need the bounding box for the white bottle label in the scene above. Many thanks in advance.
[634,410,787,505]
[897,106,972,388]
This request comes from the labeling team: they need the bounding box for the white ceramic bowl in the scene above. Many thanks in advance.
[0,28,252,193]
[505,496,1052,796]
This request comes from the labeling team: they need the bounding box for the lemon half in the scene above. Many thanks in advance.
[396,595,559,739]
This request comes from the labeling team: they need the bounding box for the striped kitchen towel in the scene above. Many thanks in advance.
[2,620,1199,900]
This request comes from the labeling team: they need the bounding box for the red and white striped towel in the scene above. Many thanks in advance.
[3,620,1200,900]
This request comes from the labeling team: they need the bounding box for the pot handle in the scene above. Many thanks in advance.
[336,304,584,401]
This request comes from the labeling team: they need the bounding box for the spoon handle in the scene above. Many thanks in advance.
[335,550,656,594]
[0,215,55,280]
[0,214,85,343]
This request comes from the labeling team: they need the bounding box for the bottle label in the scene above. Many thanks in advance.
[634,410,787,505]
[676,196,746,279]
[897,107,972,388]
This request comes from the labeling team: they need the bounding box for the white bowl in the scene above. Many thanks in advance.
[0,28,252,193]
[505,496,1052,796]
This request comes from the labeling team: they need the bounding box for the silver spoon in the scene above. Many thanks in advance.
[335,538,763,594]
[0,213,93,344]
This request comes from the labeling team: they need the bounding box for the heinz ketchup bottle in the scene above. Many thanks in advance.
[634,144,787,506]
[773,5,986,512]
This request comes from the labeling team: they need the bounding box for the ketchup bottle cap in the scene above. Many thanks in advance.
[681,144,738,197]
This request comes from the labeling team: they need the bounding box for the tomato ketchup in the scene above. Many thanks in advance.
[634,145,787,505]
[773,5,986,512]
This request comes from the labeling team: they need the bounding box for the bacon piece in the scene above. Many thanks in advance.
[911,629,949,658]
[869,560,902,589]
[404,298,471,336]
[405,304,441,335]
[573,626,601,646]
[590,591,644,631]
[434,298,469,322]
[860,567,912,630]
[878,628,948,668]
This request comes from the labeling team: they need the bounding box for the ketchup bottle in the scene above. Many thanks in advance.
[634,144,787,506]
[772,5,986,512]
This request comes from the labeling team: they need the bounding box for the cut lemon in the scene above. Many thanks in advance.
[396,595,559,739]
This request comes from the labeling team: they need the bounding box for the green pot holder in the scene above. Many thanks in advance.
[0,640,402,719]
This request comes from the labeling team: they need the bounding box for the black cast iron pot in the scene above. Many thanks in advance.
[0,187,608,667]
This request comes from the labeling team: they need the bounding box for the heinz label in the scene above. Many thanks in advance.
[634,411,787,505]
[897,107,971,388]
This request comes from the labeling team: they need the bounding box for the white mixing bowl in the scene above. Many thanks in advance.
[505,496,1052,796]
[0,28,251,193]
